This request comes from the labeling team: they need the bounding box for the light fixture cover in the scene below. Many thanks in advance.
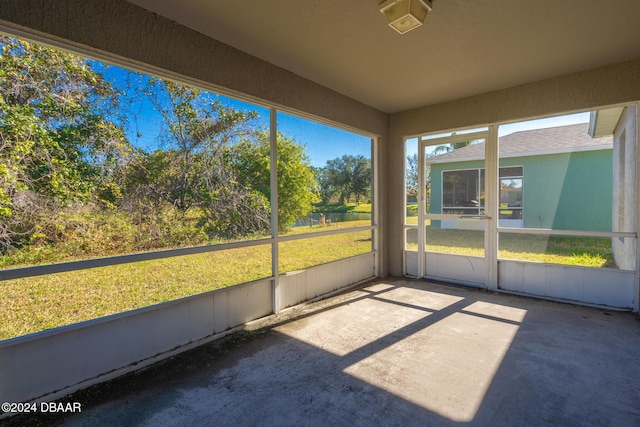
[380,0,433,34]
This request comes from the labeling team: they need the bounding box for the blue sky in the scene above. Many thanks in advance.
[276,112,372,167]
[498,112,590,137]
[93,61,371,168]
[96,57,588,169]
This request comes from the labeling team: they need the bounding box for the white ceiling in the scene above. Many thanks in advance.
[128,0,640,113]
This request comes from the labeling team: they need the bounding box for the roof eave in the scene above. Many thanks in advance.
[589,107,625,138]
[427,144,613,164]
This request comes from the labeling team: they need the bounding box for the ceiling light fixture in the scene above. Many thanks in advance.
[379,0,433,34]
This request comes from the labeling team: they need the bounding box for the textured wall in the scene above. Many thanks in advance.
[388,59,640,275]
[612,105,639,270]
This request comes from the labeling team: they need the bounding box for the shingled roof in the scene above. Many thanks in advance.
[428,123,613,163]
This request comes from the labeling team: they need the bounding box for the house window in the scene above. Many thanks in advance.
[442,169,483,215]
[442,167,523,218]
[499,167,523,220]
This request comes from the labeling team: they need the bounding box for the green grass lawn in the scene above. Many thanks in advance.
[406,204,418,217]
[348,203,372,213]
[405,228,614,268]
[0,223,372,341]
[0,218,617,341]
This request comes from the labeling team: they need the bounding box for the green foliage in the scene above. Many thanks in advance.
[0,36,131,249]
[316,155,371,204]
[141,79,259,211]
[233,131,318,231]
[0,36,316,261]
[311,202,371,214]
[405,203,419,217]
[406,153,418,195]
[0,205,213,268]
[312,202,356,213]
[122,79,272,238]
[432,137,474,155]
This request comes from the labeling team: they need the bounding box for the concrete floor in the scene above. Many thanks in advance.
[7,278,640,426]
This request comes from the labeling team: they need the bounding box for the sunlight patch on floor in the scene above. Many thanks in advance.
[275,297,429,356]
[463,301,528,323]
[374,287,466,311]
[343,308,523,422]
[275,286,464,356]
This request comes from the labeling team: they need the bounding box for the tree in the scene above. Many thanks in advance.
[406,153,418,195]
[318,155,371,204]
[351,155,371,203]
[0,35,320,252]
[125,78,271,237]
[233,131,318,231]
[0,36,130,249]
[141,79,258,211]
[432,137,474,155]
[314,166,336,204]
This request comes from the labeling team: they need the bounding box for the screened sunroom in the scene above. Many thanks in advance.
[1,0,640,419]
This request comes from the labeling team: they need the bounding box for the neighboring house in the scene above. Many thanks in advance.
[428,123,613,231]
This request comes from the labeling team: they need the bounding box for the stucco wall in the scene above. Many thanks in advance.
[612,105,638,270]
[389,59,640,275]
